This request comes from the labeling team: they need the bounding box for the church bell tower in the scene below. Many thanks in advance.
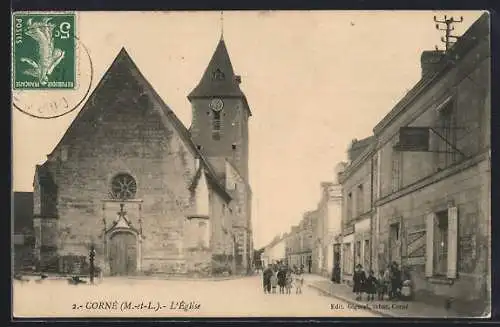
[188,32,253,273]
[188,37,252,182]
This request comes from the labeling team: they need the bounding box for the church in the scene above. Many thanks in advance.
[32,36,253,277]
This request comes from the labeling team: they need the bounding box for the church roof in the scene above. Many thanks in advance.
[188,38,245,99]
[46,47,232,202]
[34,162,57,188]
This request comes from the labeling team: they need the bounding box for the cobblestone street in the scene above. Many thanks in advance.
[13,274,380,318]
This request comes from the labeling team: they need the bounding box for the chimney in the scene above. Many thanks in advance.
[334,162,348,183]
[420,50,444,77]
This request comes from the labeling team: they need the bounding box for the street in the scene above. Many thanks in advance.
[13,274,380,318]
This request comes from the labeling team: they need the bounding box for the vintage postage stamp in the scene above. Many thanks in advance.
[13,12,76,90]
[11,11,93,119]
[11,10,491,319]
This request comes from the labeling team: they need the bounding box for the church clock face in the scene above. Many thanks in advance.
[209,98,224,112]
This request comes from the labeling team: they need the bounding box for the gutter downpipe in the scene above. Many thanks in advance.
[370,152,374,271]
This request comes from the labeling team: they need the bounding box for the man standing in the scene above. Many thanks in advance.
[262,264,273,294]
[89,245,96,284]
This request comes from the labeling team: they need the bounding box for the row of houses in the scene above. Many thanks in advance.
[338,13,490,315]
[262,181,343,277]
[262,13,491,315]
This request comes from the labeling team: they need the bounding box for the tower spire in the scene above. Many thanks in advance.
[220,11,224,40]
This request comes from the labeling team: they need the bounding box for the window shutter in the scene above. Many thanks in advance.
[425,212,435,277]
[447,206,458,279]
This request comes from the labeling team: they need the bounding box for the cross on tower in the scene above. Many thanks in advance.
[220,11,224,40]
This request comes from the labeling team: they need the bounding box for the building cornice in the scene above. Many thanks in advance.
[375,150,489,207]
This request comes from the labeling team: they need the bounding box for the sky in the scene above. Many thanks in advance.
[12,10,484,249]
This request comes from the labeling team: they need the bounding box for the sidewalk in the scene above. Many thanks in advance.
[304,274,461,318]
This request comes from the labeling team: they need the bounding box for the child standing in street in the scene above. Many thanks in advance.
[295,269,304,294]
[365,270,378,301]
[285,271,293,295]
[377,269,387,300]
[352,264,366,301]
[270,271,278,294]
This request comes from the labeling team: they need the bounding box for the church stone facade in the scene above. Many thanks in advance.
[32,37,253,276]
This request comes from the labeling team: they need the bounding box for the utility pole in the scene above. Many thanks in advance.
[434,15,464,52]
[89,243,96,284]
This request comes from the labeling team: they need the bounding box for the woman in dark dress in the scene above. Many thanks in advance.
[390,262,402,300]
[365,270,378,301]
[277,267,287,294]
[352,264,366,301]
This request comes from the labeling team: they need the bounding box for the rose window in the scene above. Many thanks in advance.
[110,173,137,200]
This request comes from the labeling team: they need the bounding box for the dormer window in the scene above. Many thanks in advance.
[212,68,225,81]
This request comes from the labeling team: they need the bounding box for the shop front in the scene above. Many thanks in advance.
[354,217,372,271]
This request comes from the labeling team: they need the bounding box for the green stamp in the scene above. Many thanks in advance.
[13,12,76,90]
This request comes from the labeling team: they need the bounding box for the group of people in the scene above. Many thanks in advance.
[352,261,407,301]
[262,263,305,295]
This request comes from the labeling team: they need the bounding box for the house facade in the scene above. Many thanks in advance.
[372,13,490,314]
[286,211,315,271]
[312,182,343,278]
[262,234,287,266]
[339,137,376,284]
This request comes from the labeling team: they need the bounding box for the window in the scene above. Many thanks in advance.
[196,145,202,150]
[434,211,449,275]
[232,144,237,150]
[355,241,361,265]
[357,184,364,216]
[111,173,137,200]
[390,223,399,241]
[364,239,370,269]
[187,218,210,248]
[346,192,353,221]
[372,156,378,201]
[391,150,402,192]
[212,110,222,140]
[436,102,458,169]
[212,68,225,81]
[343,243,353,274]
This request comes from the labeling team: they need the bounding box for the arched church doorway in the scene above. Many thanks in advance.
[109,231,137,276]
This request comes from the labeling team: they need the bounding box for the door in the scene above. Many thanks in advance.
[333,244,341,267]
[109,231,137,276]
[389,223,401,264]
[333,244,341,282]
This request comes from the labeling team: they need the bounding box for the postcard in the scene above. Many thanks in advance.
[11,10,491,318]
